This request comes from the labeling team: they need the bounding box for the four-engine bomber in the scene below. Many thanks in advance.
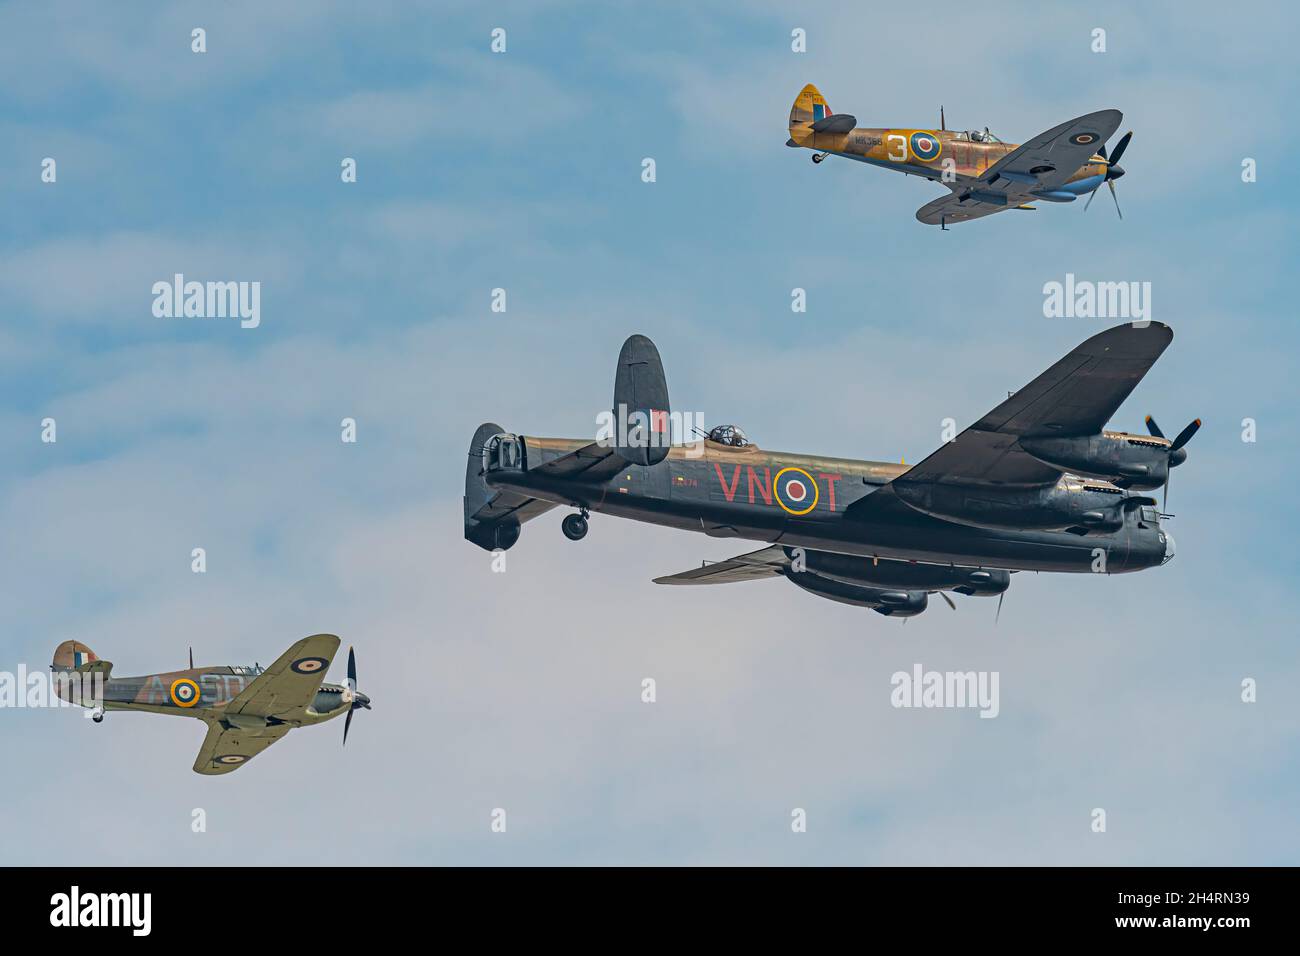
[465,324,1187,618]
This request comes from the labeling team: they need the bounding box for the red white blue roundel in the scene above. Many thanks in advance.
[169,678,201,708]
[910,131,942,162]
[773,467,819,516]
[1068,131,1100,147]
[291,657,329,675]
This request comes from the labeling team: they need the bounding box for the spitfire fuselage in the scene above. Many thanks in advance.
[483,436,1171,574]
[791,124,1111,193]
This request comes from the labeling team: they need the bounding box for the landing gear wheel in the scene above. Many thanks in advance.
[561,513,589,541]
[92,712,104,723]
[811,153,826,164]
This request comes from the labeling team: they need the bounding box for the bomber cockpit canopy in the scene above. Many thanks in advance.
[707,424,753,448]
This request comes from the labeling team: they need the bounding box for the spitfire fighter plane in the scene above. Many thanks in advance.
[787,83,1133,227]
[465,324,1194,618]
[51,634,370,774]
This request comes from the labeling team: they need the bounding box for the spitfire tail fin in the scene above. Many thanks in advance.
[789,83,831,132]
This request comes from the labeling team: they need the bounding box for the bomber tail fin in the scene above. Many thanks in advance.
[611,334,671,467]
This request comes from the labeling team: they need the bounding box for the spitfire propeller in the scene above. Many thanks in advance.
[1084,130,1132,219]
[1144,414,1200,510]
[342,646,370,746]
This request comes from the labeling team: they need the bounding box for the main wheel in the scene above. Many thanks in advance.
[561,513,588,541]
[812,153,825,164]
[92,713,104,723]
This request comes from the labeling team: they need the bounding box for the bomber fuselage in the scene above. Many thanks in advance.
[484,436,1172,574]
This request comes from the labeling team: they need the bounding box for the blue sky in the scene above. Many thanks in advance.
[1,0,1297,864]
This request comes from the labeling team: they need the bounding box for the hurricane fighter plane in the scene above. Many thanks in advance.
[465,324,1195,618]
[787,83,1133,227]
[51,634,370,774]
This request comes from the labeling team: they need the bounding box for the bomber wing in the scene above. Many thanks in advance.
[193,720,292,775]
[224,634,340,721]
[891,322,1172,489]
[653,545,790,585]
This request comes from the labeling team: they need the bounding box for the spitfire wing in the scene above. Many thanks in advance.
[224,634,340,721]
[983,109,1122,190]
[653,545,790,585]
[917,110,1122,225]
[915,192,1020,226]
[892,322,1173,488]
[193,720,292,775]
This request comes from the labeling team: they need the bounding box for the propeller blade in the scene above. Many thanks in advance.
[1171,418,1201,451]
[1098,143,1108,161]
[343,706,354,746]
[1108,131,1132,167]
[1145,415,1165,439]
[347,646,356,694]
[1084,185,1100,211]
[1107,179,1122,219]
[940,591,956,610]
[995,592,1004,624]
[1163,473,1169,513]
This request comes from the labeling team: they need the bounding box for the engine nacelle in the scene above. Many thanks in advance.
[894,477,1153,535]
[786,571,928,616]
[1019,433,1169,490]
[788,549,1009,596]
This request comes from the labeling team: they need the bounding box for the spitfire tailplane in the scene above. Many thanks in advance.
[788,82,852,147]
[789,83,830,131]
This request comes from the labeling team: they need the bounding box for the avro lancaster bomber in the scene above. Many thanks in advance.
[465,324,1192,617]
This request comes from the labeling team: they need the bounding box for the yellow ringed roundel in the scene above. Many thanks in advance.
[910,130,942,162]
[773,467,819,516]
[170,678,201,708]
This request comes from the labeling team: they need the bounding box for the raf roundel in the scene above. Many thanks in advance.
[773,467,819,516]
[1068,131,1100,147]
[169,678,201,708]
[215,754,247,766]
[290,656,329,675]
[909,130,942,162]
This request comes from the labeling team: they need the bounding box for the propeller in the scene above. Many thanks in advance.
[939,591,956,611]
[1145,415,1201,510]
[995,592,1004,624]
[1085,131,1131,218]
[342,646,370,746]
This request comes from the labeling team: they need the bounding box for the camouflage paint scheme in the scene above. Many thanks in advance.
[465,326,1182,617]
[51,635,369,774]
[787,83,1128,226]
